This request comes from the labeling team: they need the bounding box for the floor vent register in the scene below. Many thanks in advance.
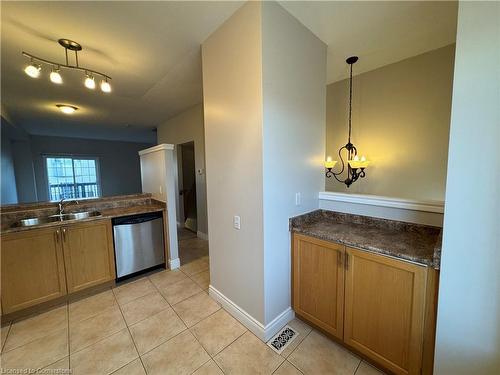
[266,325,298,354]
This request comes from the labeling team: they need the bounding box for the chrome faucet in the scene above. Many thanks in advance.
[58,198,79,216]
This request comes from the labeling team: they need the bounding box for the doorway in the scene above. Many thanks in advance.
[178,141,197,236]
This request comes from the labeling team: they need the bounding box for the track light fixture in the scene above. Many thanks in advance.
[23,38,112,93]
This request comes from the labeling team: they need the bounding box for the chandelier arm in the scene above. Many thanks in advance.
[22,51,112,80]
[332,146,346,176]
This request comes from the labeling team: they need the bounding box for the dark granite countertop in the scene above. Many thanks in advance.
[1,194,166,234]
[290,210,442,269]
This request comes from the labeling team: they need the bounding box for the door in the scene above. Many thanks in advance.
[1,227,67,313]
[178,141,197,232]
[62,220,115,293]
[292,233,345,339]
[344,247,427,375]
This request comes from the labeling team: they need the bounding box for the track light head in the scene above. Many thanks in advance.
[50,67,62,84]
[25,61,41,78]
[100,79,111,93]
[84,73,95,90]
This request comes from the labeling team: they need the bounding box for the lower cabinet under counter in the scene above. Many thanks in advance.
[1,219,116,316]
[292,233,438,375]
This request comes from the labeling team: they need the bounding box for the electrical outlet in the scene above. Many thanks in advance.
[233,215,241,230]
[295,192,301,206]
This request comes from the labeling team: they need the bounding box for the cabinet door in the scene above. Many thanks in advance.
[292,234,344,339]
[344,247,426,375]
[1,228,67,313]
[62,220,116,293]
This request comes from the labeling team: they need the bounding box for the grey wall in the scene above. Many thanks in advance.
[30,135,153,201]
[157,104,208,236]
[1,129,18,204]
[262,1,326,324]
[12,139,38,203]
[325,45,455,201]
[434,2,500,374]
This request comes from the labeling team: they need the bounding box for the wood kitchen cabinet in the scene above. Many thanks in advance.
[62,220,116,293]
[1,227,67,314]
[1,219,116,315]
[292,234,437,375]
[292,234,345,339]
[344,246,427,375]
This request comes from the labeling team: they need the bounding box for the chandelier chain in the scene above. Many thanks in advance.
[348,61,353,144]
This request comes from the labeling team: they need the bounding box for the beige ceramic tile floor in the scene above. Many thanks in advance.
[0,234,385,375]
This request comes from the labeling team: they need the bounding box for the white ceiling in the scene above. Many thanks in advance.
[1,1,457,142]
[279,1,458,83]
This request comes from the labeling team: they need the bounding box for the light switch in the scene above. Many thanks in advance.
[233,215,241,230]
[295,192,301,206]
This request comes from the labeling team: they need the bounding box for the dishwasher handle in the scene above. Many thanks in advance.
[112,211,163,226]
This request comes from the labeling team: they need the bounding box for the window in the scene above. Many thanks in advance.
[45,156,101,201]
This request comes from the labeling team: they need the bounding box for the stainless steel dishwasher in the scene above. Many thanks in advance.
[112,211,165,279]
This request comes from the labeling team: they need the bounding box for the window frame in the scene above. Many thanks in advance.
[43,154,102,201]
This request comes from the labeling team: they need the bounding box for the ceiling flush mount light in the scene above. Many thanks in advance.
[50,66,62,84]
[325,56,370,187]
[24,59,41,78]
[56,104,78,114]
[22,39,112,92]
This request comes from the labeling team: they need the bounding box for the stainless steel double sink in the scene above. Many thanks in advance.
[13,211,102,227]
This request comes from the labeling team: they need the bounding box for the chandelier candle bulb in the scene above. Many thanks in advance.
[324,157,337,169]
[348,155,370,169]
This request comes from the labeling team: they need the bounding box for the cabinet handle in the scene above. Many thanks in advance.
[337,251,342,267]
[55,229,60,243]
[345,252,349,270]
[62,228,67,241]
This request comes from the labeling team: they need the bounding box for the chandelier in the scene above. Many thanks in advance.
[325,56,369,187]
[22,38,112,93]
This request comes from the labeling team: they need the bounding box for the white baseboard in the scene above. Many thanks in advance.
[197,231,208,241]
[168,258,180,270]
[264,307,295,342]
[209,285,294,342]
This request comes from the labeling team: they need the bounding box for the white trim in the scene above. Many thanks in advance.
[197,231,209,241]
[264,307,295,342]
[168,257,180,270]
[319,192,444,214]
[138,143,174,156]
[209,285,294,342]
